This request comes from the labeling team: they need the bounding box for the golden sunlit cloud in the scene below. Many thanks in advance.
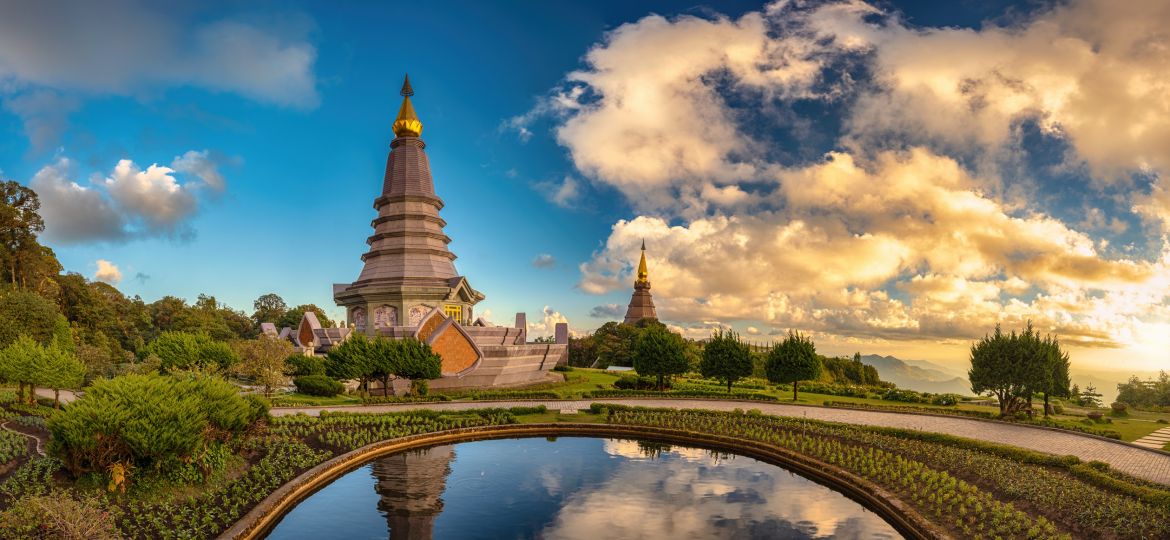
[519,0,1170,369]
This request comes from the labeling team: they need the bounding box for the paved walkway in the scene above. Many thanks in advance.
[274,399,1170,486]
[1134,427,1170,450]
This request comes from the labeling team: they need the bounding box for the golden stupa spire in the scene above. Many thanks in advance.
[636,239,649,283]
[392,74,422,138]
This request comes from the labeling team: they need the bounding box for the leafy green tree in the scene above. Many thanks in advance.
[1036,334,1071,416]
[391,338,442,396]
[593,321,638,368]
[632,324,689,390]
[0,335,44,404]
[969,325,1029,415]
[0,286,62,348]
[766,331,822,401]
[143,331,239,373]
[277,304,333,329]
[232,335,295,398]
[0,181,53,289]
[699,329,753,393]
[251,293,288,324]
[41,341,85,408]
[364,337,442,396]
[326,333,374,392]
[969,322,1068,417]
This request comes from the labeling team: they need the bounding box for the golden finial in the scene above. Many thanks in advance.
[636,239,649,283]
[392,74,422,138]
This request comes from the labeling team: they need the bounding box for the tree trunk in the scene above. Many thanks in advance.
[53,389,60,409]
[1043,393,1050,417]
[383,375,391,397]
[793,381,798,401]
[727,379,732,393]
[657,374,664,391]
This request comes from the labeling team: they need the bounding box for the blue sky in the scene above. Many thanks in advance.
[2,0,1169,372]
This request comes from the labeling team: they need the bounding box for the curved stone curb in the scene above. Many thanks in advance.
[275,396,1170,458]
[217,423,944,540]
[271,398,1170,486]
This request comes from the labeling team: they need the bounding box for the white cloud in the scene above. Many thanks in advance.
[0,1,318,148]
[532,254,557,269]
[589,303,625,319]
[0,1,318,106]
[28,153,225,244]
[29,159,126,243]
[535,176,581,208]
[527,305,569,339]
[533,0,1170,357]
[103,160,197,230]
[171,150,227,192]
[93,259,122,284]
[579,149,1169,347]
[1,90,79,153]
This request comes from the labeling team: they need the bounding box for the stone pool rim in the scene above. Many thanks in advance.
[218,423,946,540]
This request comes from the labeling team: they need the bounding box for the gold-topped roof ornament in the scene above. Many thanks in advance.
[392,74,423,138]
[636,239,649,284]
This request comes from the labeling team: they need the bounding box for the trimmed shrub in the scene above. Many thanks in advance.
[285,354,326,376]
[360,395,451,404]
[552,365,572,372]
[613,374,660,390]
[47,374,264,477]
[1110,402,1128,416]
[1157,418,1168,424]
[1087,411,1104,420]
[294,375,344,397]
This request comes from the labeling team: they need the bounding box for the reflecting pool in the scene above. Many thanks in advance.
[265,437,902,539]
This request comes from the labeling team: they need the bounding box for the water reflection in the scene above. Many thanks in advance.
[265,437,901,540]
[374,445,453,539]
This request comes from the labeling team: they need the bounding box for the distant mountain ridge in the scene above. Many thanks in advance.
[859,354,972,396]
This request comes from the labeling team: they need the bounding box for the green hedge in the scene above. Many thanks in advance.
[293,375,344,397]
[360,395,452,404]
[586,389,779,401]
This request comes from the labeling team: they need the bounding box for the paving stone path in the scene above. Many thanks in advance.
[1133,427,1170,450]
[273,398,1170,487]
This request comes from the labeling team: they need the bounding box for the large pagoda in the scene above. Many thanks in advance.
[328,75,567,391]
[334,75,484,333]
[623,240,658,324]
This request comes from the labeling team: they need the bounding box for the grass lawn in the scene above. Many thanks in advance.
[262,369,1170,442]
[513,410,607,424]
[268,392,363,406]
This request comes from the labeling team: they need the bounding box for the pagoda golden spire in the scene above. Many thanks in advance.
[636,239,649,283]
[392,74,423,138]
